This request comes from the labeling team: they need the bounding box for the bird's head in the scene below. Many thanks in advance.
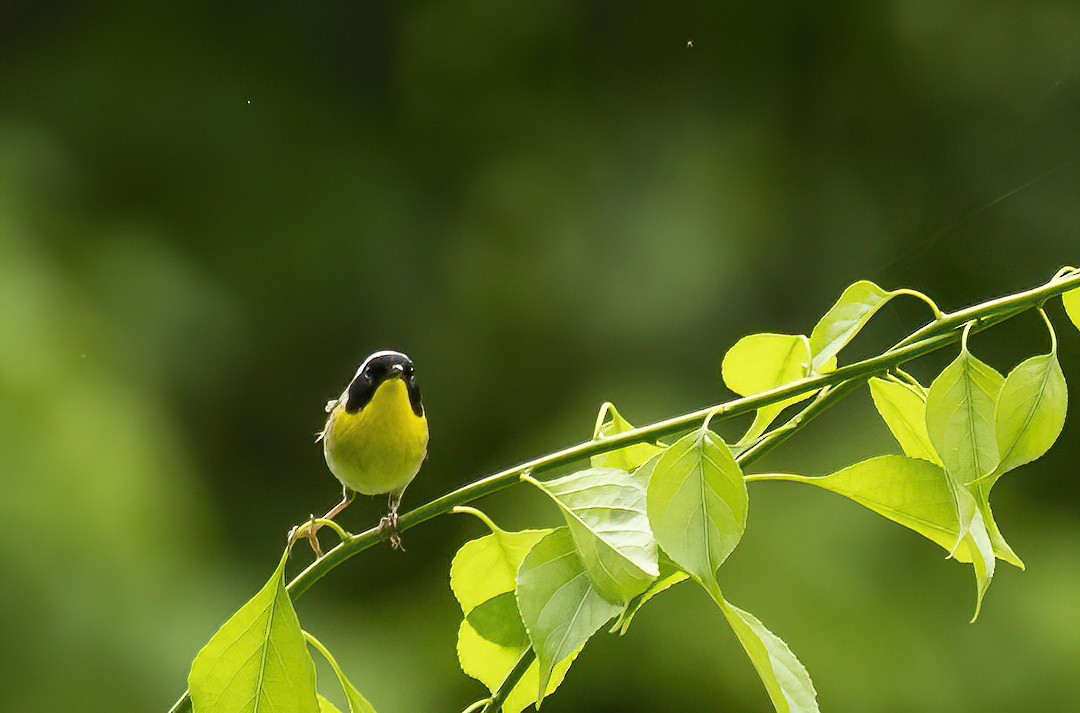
[345,350,423,416]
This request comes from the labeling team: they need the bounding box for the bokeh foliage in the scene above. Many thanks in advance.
[2,1,1080,711]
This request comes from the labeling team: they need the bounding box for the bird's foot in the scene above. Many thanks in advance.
[288,514,325,557]
[377,510,404,551]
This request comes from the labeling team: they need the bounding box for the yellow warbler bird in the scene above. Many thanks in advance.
[315,350,428,550]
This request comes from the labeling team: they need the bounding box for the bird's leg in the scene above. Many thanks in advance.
[378,492,404,550]
[299,487,355,557]
[304,513,324,558]
[322,486,356,521]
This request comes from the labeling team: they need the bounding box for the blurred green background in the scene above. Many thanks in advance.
[2,2,1079,711]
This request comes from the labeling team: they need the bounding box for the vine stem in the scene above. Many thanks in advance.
[166,268,1080,713]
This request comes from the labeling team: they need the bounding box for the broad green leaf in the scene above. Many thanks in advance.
[713,593,819,713]
[516,528,624,703]
[590,403,665,471]
[610,553,688,635]
[466,592,530,649]
[721,333,836,443]
[972,480,1024,570]
[450,510,552,614]
[753,456,960,554]
[926,349,1004,485]
[868,377,940,465]
[956,489,996,622]
[456,622,577,713]
[1064,287,1080,330]
[991,353,1067,481]
[318,695,344,713]
[723,333,811,397]
[809,280,894,372]
[722,333,811,442]
[189,549,319,713]
[629,452,662,486]
[752,456,1022,573]
[646,428,747,595]
[304,631,377,713]
[450,509,558,712]
[524,468,659,603]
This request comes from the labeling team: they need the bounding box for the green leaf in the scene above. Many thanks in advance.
[524,468,659,603]
[920,344,1010,612]
[723,333,811,397]
[756,462,997,617]
[457,623,577,713]
[590,403,665,471]
[991,352,1068,481]
[466,592,530,649]
[646,428,747,595]
[752,455,1022,581]
[803,459,997,620]
[1064,287,1080,330]
[450,510,553,614]
[304,631,377,713]
[610,553,688,635]
[722,333,812,442]
[868,377,940,464]
[809,280,894,372]
[972,480,1024,570]
[955,488,996,622]
[753,456,960,554]
[516,528,624,704]
[629,452,662,486]
[188,549,319,713]
[713,593,819,713]
[318,695,344,713]
[450,509,560,713]
[721,333,837,443]
[926,349,1004,485]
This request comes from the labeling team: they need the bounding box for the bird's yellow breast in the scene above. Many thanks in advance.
[322,377,428,496]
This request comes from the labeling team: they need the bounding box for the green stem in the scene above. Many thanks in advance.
[166,268,1080,713]
[891,287,943,319]
[302,630,336,665]
[480,648,536,713]
[895,267,1078,349]
[462,698,493,713]
[737,382,859,466]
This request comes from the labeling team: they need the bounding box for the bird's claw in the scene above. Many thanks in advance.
[289,514,325,557]
[377,510,404,551]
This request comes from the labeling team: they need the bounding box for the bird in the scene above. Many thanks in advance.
[311,350,429,551]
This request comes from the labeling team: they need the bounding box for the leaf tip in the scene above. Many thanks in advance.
[535,668,552,709]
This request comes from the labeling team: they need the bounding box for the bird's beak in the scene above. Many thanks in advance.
[390,364,405,378]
